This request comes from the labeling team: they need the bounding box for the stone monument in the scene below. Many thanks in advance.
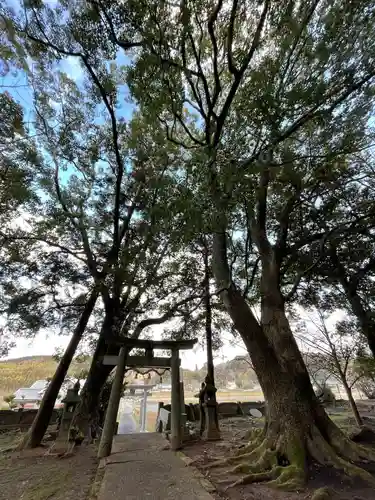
[203,375,221,440]
[59,381,81,437]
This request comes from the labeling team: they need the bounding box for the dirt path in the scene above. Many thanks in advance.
[0,443,98,500]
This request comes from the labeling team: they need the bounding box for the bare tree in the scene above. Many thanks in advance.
[296,309,365,427]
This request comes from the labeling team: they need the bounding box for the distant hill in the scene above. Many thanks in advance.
[0,353,259,404]
[0,355,90,401]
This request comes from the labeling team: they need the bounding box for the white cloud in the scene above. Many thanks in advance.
[60,56,84,82]
[5,324,245,370]
[6,330,70,359]
[6,308,348,371]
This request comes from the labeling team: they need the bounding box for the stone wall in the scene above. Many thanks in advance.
[156,401,265,425]
[0,409,59,429]
[188,401,265,421]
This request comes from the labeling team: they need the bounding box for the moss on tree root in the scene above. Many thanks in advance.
[204,423,375,491]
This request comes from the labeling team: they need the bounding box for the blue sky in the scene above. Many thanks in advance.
[1,5,347,369]
[1,39,241,369]
[1,42,141,358]
[1,48,135,140]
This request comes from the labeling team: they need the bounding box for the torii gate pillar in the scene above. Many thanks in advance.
[98,346,127,459]
[170,349,182,451]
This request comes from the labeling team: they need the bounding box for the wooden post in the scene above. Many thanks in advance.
[98,347,127,458]
[170,349,181,451]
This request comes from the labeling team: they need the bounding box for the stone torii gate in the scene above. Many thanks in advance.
[97,337,197,458]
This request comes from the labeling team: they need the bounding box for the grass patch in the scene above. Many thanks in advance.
[148,390,264,404]
[21,471,70,500]
[0,356,91,400]
[0,431,23,454]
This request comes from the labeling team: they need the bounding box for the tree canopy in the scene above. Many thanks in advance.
[2,0,375,488]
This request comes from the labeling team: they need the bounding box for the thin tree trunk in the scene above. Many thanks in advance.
[344,291,375,358]
[330,249,375,358]
[202,242,220,437]
[325,332,363,428]
[19,290,98,449]
[342,380,362,427]
[204,247,215,383]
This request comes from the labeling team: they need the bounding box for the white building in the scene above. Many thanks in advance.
[29,380,49,391]
[154,383,172,392]
[13,387,45,408]
[12,377,86,409]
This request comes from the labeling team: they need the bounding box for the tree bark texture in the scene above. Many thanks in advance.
[211,232,375,489]
[19,290,98,449]
[203,244,220,437]
[71,311,121,437]
[203,247,215,383]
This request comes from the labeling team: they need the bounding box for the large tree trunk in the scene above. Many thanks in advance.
[18,290,98,449]
[211,234,375,488]
[71,324,120,437]
[72,301,139,437]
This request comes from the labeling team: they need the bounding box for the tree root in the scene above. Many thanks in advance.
[226,470,275,488]
[240,427,264,444]
[327,423,375,463]
[202,438,269,470]
[234,438,264,457]
[266,464,306,491]
[230,448,277,474]
[204,430,306,492]
[307,427,375,486]
[203,420,375,492]
[225,464,305,491]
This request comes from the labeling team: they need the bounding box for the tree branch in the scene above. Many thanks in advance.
[213,0,270,146]
[276,0,321,100]
[241,69,375,170]
[350,254,375,291]
[207,0,223,107]
[274,183,302,265]
[284,253,325,302]
[22,18,127,267]
[131,294,203,338]
[227,0,239,75]
[89,0,143,50]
